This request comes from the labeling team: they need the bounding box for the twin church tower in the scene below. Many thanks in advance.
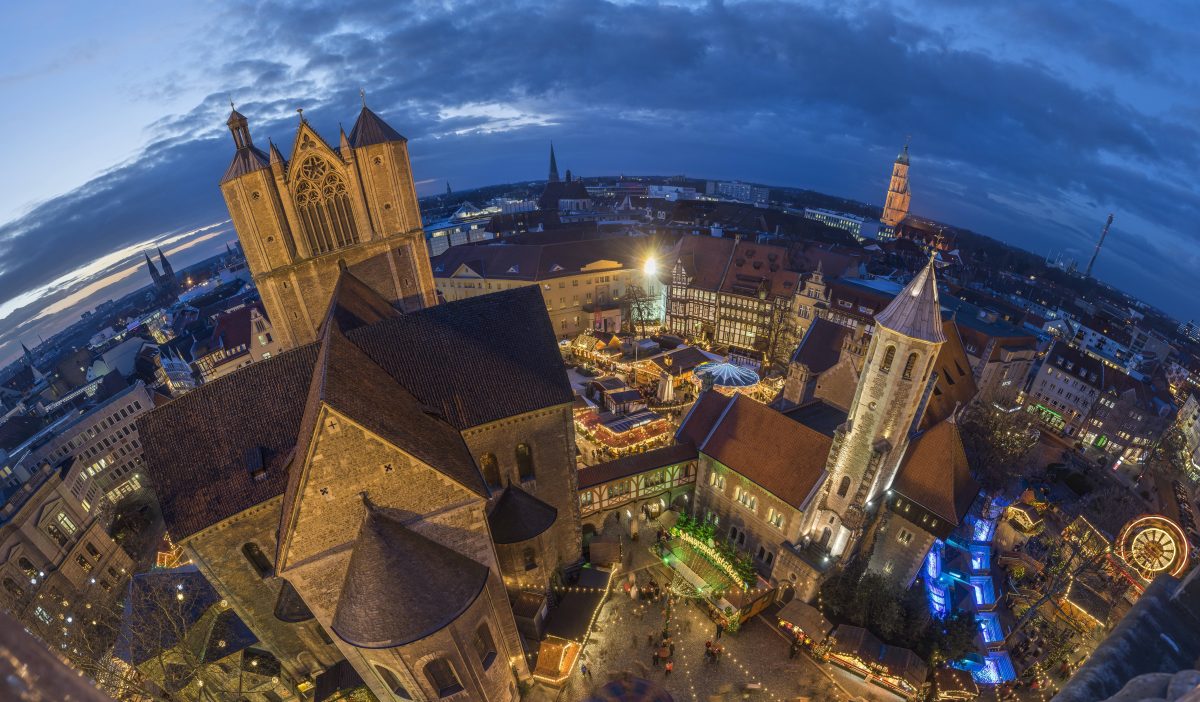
[219,101,438,347]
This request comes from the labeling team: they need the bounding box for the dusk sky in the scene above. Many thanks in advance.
[2,0,1199,365]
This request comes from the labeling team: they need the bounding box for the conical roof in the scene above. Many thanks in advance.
[488,484,557,544]
[332,505,489,648]
[347,106,405,148]
[873,256,945,344]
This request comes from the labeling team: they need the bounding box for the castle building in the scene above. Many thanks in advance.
[218,104,437,349]
[880,143,911,228]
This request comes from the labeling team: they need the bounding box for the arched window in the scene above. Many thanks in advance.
[3,577,23,599]
[374,665,412,700]
[479,453,500,487]
[819,527,832,549]
[424,658,463,697]
[293,156,360,256]
[472,623,497,669]
[242,543,273,578]
[880,345,896,373]
[522,547,537,571]
[18,557,36,579]
[902,353,919,380]
[515,444,535,481]
[836,476,852,498]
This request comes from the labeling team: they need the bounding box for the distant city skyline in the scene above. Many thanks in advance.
[2,0,1199,365]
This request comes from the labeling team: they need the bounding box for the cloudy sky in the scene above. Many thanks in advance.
[2,0,1198,365]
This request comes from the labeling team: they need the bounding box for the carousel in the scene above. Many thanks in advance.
[689,362,782,402]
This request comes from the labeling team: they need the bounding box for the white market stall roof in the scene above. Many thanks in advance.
[693,362,759,388]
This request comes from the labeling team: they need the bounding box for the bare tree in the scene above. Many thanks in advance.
[622,283,659,339]
[958,403,1040,508]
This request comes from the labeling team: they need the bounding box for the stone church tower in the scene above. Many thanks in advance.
[801,255,944,557]
[880,142,911,227]
[219,102,437,348]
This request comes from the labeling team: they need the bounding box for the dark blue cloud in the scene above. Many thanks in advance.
[1,0,1199,364]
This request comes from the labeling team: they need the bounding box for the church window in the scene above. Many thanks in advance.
[896,528,914,546]
[902,353,918,380]
[480,453,501,487]
[424,658,463,697]
[473,623,497,669]
[523,547,537,571]
[515,444,535,481]
[18,558,37,579]
[75,555,93,574]
[836,476,852,498]
[374,665,412,699]
[880,346,895,373]
[293,156,360,256]
[242,543,274,578]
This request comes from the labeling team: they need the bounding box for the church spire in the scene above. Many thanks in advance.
[145,252,162,284]
[548,143,560,183]
[157,247,175,280]
[873,253,945,344]
[226,106,254,150]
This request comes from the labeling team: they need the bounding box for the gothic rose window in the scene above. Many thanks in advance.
[293,156,360,255]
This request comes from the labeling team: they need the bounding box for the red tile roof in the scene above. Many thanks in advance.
[892,419,978,526]
[700,395,830,509]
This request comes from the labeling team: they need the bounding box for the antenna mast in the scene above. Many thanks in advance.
[1085,213,1113,278]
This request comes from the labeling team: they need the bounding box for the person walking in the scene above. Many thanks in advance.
[581,664,592,680]
[665,661,673,676]
[669,642,675,657]
[652,651,660,667]
[716,622,725,640]
[789,641,800,659]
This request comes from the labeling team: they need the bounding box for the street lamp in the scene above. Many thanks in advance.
[643,257,658,277]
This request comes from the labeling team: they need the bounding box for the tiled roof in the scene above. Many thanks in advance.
[140,345,320,540]
[430,236,649,282]
[322,269,401,332]
[487,484,558,544]
[670,235,736,291]
[676,391,733,448]
[892,419,978,526]
[649,346,715,376]
[720,241,799,298]
[922,322,979,429]
[332,505,488,648]
[874,257,946,344]
[701,395,830,510]
[347,106,405,148]
[141,281,572,540]
[791,317,852,373]
[782,400,847,438]
[578,443,698,489]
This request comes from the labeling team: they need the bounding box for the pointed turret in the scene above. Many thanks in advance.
[221,106,270,183]
[268,140,286,167]
[338,126,353,159]
[144,252,162,284]
[347,105,406,148]
[873,254,945,343]
[548,143,560,183]
[157,247,175,280]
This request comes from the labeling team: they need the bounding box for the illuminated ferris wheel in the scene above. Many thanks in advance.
[1116,515,1191,580]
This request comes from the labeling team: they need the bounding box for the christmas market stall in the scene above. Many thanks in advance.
[930,666,980,701]
[661,514,774,631]
[777,600,832,647]
[825,625,928,700]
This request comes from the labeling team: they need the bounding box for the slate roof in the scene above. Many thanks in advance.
[578,443,698,489]
[322,268,402,332]
[347,106,405,148]
[700,394,830,510]
[332,505,489,648]
[141,281,572,541]
[892,419,978,526]
[221,144,270,183]
[791,317,852,373]
[430,237,647,282]
[487,484,558,544]
[922,321,979,429]
[873,257,946,344]
[782,400,848,438]
[315,660,366,702]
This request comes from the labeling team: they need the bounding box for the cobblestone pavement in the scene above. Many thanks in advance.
[537,540,904,702]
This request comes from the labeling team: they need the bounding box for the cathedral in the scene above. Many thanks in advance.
[219,100,437,349]
[144,246,178,300]
[140,104,580,702]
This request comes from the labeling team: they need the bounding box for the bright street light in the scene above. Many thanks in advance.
[643,257,658,276]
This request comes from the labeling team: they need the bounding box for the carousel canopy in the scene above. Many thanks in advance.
[693,362,759,388]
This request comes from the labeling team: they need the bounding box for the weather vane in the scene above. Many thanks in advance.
[296,107,305,124]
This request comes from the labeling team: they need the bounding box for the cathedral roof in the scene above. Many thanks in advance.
[320,268,402,334]
[332,505,489,648]
[347,106,405,148]
[892,418,977,526]
[872,257,946,344]
[921,321,979,430]
[141,276,572,540]
[221,144,270,183]
[487,484,558,544]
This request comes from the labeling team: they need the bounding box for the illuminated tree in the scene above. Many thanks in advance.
[958,403,1040,502]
